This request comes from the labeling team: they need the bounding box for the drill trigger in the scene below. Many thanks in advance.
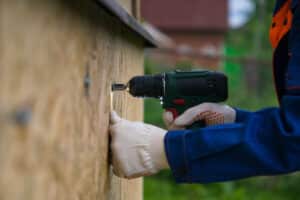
[166,108,179,119]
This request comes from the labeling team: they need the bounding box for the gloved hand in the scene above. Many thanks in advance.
[109,111,169,179]
[163,103,236,130]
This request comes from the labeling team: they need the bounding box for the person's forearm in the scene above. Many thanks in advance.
[165,96,300,183]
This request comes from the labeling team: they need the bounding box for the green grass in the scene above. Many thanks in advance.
[144,172,300,200]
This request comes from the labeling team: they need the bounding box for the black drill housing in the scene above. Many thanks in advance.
[128,70,228,128]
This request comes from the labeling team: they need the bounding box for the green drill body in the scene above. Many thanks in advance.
[163,70,227,117]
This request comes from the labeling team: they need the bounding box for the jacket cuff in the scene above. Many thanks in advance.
[164,130,189,182]
[234,108,252,123]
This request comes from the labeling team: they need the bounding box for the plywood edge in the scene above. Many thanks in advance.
[94,0,158,47]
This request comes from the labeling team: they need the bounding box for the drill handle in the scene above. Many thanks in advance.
[165,108,206,129]
[187,120,206,129]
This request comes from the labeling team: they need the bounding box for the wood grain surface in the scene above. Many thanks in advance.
[0,0,143,200]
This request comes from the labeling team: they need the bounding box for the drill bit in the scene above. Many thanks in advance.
[111,83,128,91]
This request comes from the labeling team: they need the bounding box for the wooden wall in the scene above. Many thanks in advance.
[0,0,144,200]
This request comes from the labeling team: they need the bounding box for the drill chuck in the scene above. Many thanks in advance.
[128,74,164,98]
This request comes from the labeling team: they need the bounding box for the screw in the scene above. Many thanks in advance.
[84,73,91,96]
[13,108,32,126]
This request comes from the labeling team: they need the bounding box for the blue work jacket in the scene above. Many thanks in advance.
[164,0,300,183]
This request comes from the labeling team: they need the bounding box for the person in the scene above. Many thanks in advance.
[109,0,300,183]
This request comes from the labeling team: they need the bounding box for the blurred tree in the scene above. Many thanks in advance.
[225,0,277,110]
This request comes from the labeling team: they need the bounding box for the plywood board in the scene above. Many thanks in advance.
[0,1,144,200]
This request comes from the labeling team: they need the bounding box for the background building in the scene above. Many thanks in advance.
[141,0,228,69]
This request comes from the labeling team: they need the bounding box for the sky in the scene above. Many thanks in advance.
[229,0,255,28]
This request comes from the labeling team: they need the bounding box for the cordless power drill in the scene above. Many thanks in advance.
[112,70,228,129]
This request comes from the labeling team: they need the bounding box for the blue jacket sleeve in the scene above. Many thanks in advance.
[164,96,300,183]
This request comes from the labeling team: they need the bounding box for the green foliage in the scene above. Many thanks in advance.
[224,54,278,110]
[145,173,300,200]
[144,98,164,127]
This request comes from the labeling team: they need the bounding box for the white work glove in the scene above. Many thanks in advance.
[109,111,169,179]
[163,103,236,130]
